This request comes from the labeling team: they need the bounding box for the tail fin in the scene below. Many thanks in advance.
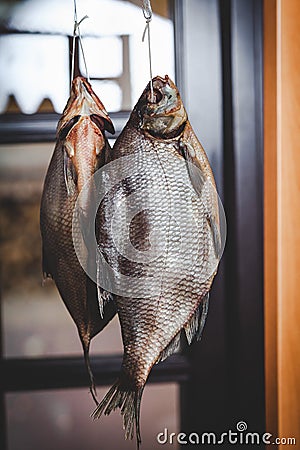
[91,378,143,449]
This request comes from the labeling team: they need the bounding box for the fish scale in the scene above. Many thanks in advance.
[92,75,223,448]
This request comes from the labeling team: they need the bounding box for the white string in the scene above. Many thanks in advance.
[141,0,154,101]
[70,0,90,91]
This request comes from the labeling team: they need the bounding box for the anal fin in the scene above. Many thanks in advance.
[156,331,181,364]
[184,307,200,345]
[184,293,210,344]
[196,293,209,340]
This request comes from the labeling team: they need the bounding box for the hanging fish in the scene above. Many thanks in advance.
[40,76,116,403]
[92,76,224,447]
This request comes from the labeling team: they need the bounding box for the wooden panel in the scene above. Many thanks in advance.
[264,0,300,446]
[278,0,300,445]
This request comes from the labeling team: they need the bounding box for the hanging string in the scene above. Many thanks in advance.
[141,0,154,102]
[70,0,90,90]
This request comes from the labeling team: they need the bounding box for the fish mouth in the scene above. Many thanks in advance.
[58,77,115,139]
[57,77,115,197]
[144,75,177,113]
[140,75,187,138]
[146,76,176,109]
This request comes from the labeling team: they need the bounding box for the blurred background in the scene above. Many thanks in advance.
[1,0,299,450]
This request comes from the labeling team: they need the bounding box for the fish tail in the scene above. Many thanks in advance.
[91,377,143,449]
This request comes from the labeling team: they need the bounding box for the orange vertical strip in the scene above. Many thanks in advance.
[265,0,300,445]
[278,0,300,446]
[264,0,278,444]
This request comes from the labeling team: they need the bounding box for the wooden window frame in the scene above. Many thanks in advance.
[264,0,300,447]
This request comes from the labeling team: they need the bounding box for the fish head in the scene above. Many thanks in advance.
[139,75,187,138]
[59,76,115,136]
[57,77,115,194]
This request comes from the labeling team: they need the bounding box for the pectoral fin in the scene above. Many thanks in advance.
[206,213,222,259]
[178,139,206,196]
[178,137,222,260]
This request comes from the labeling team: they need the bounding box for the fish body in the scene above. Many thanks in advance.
[92,76,223,446]
[40,77,116,401]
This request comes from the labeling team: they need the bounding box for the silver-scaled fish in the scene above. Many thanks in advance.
[92,75,224,447]
[40,76,116,403]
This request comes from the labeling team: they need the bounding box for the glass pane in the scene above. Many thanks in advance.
[0,34,69,114]
[2,288,123,358]
[0,142,123,357]
[91,80,122,112]
[79,36,123,78]
[6,384,179,450]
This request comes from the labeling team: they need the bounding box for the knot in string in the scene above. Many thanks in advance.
[73,14,88,36]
